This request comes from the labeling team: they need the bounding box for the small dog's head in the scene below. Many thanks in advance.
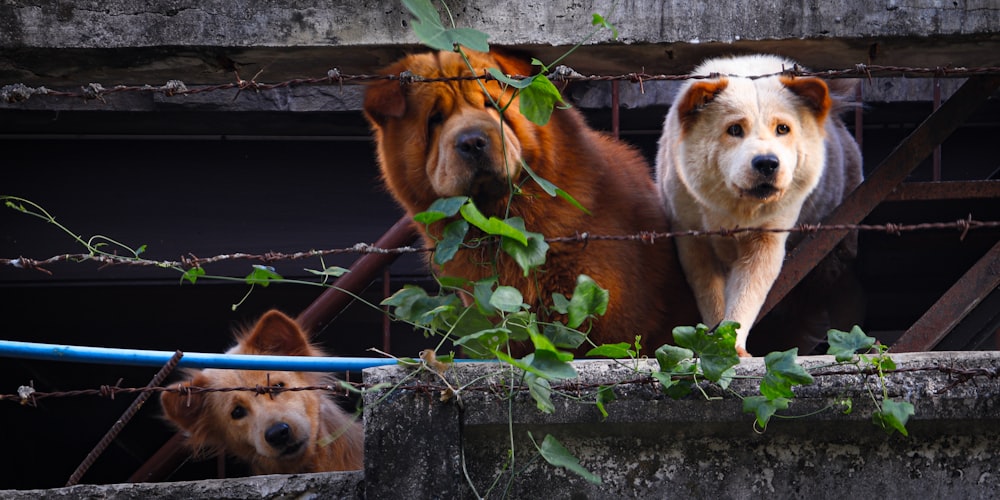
[673,55,834,216]
[160,310,329,473]
[363,49,541,213]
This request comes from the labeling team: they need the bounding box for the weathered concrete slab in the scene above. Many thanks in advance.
[1,0,998,87]
[363,351,1000,498]
[0,471,363,500]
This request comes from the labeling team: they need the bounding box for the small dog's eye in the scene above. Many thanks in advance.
[428,112,444,128]
[231,405,247,420]
[776,124,790,135]
[726,124,744,137]
[273,382,285,388]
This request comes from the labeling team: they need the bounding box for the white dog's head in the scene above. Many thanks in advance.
[672,55,833,221]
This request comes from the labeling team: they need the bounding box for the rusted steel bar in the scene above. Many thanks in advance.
[68,351,183,486]
[296,215,419,335]
[885,180,1000,201]
[383,267,392,353]
[756,75,1000,350]
[890,240,1000,352]
[127,433,188,483]
[933,77,942,181]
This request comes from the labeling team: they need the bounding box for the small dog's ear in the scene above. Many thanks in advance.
[676,79,729,131]
[781,76,832,122]
[160,374,208,431]
[243,309,312,356]
[363,78,407,127]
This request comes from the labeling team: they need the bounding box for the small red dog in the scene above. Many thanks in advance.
[160,310,363,474]
[363,49,698,353]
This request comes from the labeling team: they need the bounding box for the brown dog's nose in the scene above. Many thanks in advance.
[752,154,779,177]
[265,422,292,448]
[456,129,489,161]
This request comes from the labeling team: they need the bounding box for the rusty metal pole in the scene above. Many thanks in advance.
[297,215,419,335]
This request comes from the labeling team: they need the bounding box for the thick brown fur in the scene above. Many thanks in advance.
[364,49,698,354]
[655,54,864,356]
[160,310,363,474]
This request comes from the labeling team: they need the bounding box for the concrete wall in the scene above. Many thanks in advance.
[4,351,998,499]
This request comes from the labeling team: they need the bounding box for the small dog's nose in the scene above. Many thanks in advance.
[752,154,779,176]
[265,422,292,447]
[456,129,489,160]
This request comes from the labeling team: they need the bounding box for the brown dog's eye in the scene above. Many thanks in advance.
[776,123,790,135]
[726,124,744,137]
[231,405,247,420]
[428,112,444,128]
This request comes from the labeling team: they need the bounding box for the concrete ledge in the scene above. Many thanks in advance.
[363,351,1000,498]
[2,0,998,86]
[0,471,363,500]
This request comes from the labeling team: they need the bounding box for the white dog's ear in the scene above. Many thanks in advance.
[676,79,729,130]
[781,77,832,122]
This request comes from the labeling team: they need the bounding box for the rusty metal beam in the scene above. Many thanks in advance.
[890,239,1000,352]
[756,75,1000,351]
[297,215,420,335]
[885,180,1000,202]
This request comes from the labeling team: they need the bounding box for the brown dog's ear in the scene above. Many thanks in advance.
[676,79,729,131]
[242,309,312,356]
[160,374,208,432]
[363,78,407,127]
[781,76,832,122]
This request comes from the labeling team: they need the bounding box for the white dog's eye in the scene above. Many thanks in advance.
[726,124,744,137]
[776,124,790,135]
[231,405,248,420]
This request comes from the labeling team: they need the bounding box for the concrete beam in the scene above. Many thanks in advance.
[2,0,998,88]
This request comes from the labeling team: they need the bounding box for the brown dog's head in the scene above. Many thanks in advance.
[363,49,546,214]
[160,310,332,474]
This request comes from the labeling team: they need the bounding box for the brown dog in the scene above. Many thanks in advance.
[160,310,363,474]
[363,49,697,354]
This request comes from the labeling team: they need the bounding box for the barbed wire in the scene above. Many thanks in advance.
[2,217,997,275]
[4,363,996,407]
[3,64,999,104]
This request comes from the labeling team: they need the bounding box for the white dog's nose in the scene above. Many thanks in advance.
[752,154,779,177]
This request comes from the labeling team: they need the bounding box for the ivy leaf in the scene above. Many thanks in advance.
[743,395,790,430]
[453,328,510,356]
[460,200,528,246]
[382,285,459,325]
[595,385,616,421]
[402,0,489,52]
[543,321,588,350]
[181,266,205,284]
[551,293,570,314]
[591,13,619,40]
[826,325,876,362]
[760,349,814,400]
[586,342,636,359]
[305,266,350,278]
[486,68,534,89]
[414,196,469,224]
[526,373,555,413]
[494,350,577,380]
[655,344,695,372]
[433,219,469,265]
[500,217,548,275]
[245,265,282,287]
[489,285,525,313]
[520,160,590,215]
[873,399,915,436]
[505,311,536,342]
[534,433,602,484]
[473,278,498,316]
[567,275,609,329]
[673,323,740,383]
[520,73,565,126]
